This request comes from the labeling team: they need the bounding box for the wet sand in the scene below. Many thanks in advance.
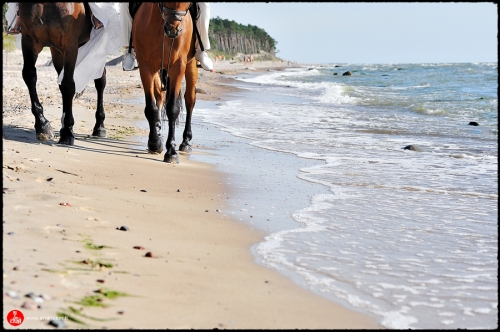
[2,49,381,329]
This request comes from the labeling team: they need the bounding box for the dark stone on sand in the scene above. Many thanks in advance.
[177,189,181,192]
[25,292,36,299]
[342,71,352,76]
[133,246,145,250]
[7,231,16,236]
[117,226,129,231]
[145,252,154,257]
[140,189,147,192]
[469,121,479,126]
[48,319,67,329]
[403,145,423,152]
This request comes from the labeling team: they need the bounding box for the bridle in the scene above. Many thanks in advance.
[158,2,190,39]
[158,2,191,91]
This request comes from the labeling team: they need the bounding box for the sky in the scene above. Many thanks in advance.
[209,2,498,64]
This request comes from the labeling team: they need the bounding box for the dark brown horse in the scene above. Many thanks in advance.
[133,2,198,163]
[18,3,107,145]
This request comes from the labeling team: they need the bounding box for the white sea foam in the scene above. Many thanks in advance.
[194,62,498,329]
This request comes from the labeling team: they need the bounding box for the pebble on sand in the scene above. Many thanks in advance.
[48,319,67,329]
[21,300,38,310]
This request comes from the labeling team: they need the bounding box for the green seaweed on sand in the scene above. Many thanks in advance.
[75,288,129,307]
[84,240,112,250]
[62,306,118,322]
[75,258,114,269]
[94,288,130,299]
[56,311,86,325]
[41,268,69,275]
[77,295,108,307]
[79,234,112,250]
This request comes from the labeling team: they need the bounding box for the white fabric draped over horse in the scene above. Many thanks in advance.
[5,2,121,94]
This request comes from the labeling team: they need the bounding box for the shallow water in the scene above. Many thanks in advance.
[133,62,498,329]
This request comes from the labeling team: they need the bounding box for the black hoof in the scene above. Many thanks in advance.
[92,126,106,138]
[179,143,192,153]
[58,136,75,145]
[163,153,179,164]
[147,139,163,154]
[35,122,54,141]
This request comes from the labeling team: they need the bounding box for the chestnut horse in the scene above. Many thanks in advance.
[18,3,107,145]
[133,2,198,163]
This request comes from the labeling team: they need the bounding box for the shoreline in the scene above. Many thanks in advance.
[3,49,381,329]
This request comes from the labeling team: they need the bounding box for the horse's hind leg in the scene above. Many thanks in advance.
[92,68,107,138]
[179,61,198,153]
[21,36,54,141]
[140,69,163,154]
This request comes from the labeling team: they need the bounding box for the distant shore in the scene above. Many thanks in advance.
[2,48,381,329]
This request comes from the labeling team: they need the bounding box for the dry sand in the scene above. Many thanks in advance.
[2,49,382,329]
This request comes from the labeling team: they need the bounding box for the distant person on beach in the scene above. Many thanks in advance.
[120,2,213,72]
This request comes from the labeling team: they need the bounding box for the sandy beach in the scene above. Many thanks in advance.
[2,48,381,329]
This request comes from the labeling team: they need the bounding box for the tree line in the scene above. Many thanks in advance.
[2,5,278,57]
[208,17,278,56]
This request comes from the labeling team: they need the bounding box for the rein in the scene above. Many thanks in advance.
[158,2,191,91]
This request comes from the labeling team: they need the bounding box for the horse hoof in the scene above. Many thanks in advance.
[163,153,179,164]
[179,143,192,153]
[36,132,53,142]
[147,140,163,154]
[36,122,54,141]
[92,127,106,138]
[57,136,75,145]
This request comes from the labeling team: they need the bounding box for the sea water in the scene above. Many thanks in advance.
[190,63,497,329]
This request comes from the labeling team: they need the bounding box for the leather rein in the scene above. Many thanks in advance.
[158,2,191,91]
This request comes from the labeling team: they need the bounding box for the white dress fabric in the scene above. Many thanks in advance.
[120,3,133,47]
[196,3,211,51]
[57,3,121,93]
[5,3,121,94]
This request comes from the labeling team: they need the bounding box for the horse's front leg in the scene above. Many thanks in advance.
[179,61,197,153]
[163,85,183,164]
[92,68,107,138]
[57,45,78,145]
[21,37,54,141]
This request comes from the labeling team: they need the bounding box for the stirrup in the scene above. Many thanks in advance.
[7,27,21,35]
[7,15,21,35]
